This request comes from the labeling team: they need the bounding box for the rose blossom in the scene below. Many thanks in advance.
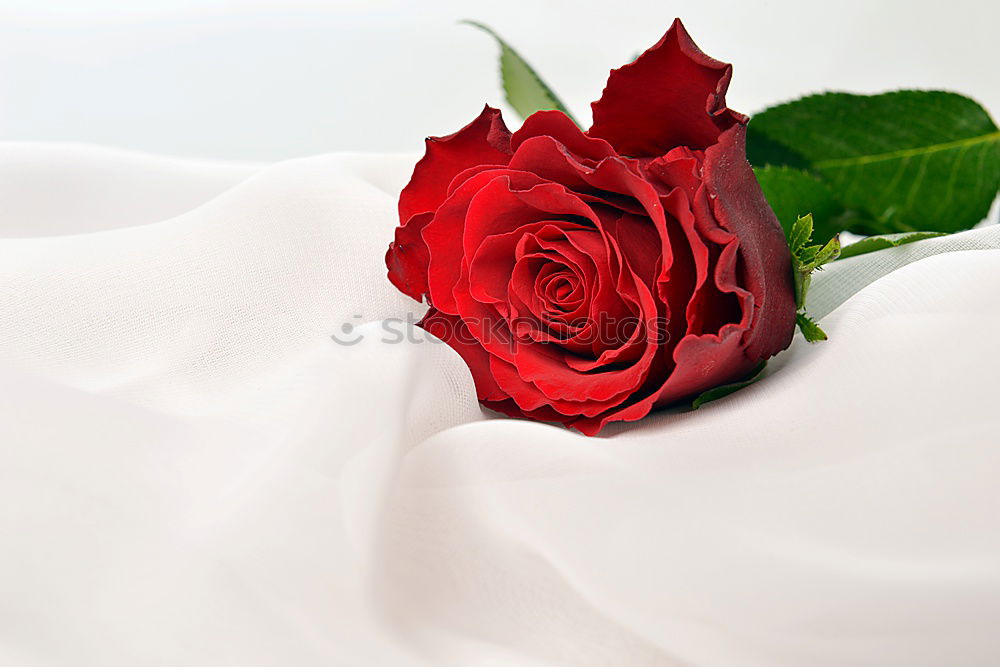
[385,19,796,435]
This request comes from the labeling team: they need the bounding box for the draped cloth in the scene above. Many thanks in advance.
[2,143,999,666]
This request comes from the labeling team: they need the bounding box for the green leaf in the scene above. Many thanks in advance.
[462,21,578,126]
[754,166,847,241]
[692,361,767,408]
[788,214,839,337]
[747,91,1000,235]
[788,211,814,254]
[793,269,811,311]
[837,231,948,260]
[796,313,828,343]
[802,234,842,271]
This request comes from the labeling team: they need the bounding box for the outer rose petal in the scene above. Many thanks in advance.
[702,122,796,360]
[481,397,570,427]
[570,124,796,435]
[571,326,757,436]
[385,212,433,301]
[398,105,512,222]
[589,18,743,156]
[387,106,511,301]
[420,307,506,402]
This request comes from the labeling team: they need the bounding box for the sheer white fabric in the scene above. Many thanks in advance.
[2,143,999,666]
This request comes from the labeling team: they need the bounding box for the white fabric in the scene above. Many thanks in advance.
[2,143,999,667]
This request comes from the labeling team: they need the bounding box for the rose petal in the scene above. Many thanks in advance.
[646,146,705,199]
[512,110,618,160]
[489,354,638,418]
[481,397,569,428]
[399,105,512,222]
[420,308,507,402]
[388,106,511,302]
[682,185,753,338]
[589,18,743,157]
[702,122,796,360]
[385,211,433,301]
[570,127,796,434]
[423,169,546,313]
[467,220,590,305]
[569,324,754,435]
[464,178,600,262]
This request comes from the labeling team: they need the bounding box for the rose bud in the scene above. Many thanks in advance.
[385,18,796,435]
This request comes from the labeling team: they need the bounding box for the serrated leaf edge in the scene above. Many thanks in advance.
[461,20,579,126]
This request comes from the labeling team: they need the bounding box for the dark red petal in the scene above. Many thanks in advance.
[702,122,796,360]
[569,125,797,434]
[398,105,512,223]
[655,188,701,351]
[588,18,743,157]
[684,185,752,338]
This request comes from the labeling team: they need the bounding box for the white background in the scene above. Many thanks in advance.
[0,0,997,160]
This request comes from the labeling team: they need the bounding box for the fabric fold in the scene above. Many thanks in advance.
[2,144,1000,667]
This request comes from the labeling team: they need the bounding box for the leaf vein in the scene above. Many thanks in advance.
[814,131,1000,169]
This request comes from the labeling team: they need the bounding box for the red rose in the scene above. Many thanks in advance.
[385,19,796,435]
